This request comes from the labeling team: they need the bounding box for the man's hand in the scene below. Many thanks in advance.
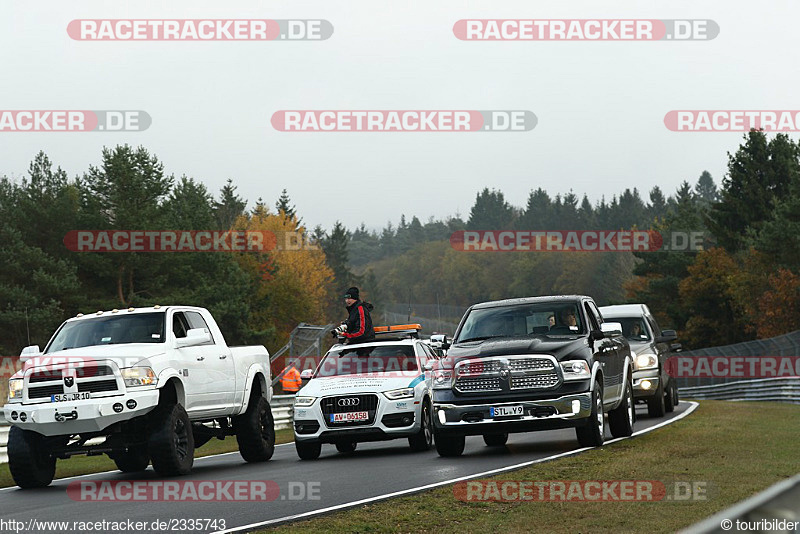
[333,324,348,336]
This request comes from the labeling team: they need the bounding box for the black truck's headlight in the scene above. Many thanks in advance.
[560,360,591,381]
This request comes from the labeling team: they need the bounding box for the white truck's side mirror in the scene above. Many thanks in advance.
[19,345,41,363]
[176,328,212,348]
[424,361,434,371]
[300,369,313,381]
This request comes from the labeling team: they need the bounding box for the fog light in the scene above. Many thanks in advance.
[113,403,124,413]
[10,411,18,421]
[126,399,137,410]
[19,412,27,422]
[572,400,581,414]
[641,380,652,390]
[438,410,446,424]
[402,417,411,425]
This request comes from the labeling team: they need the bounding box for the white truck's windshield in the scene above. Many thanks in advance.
[45,313,166,353]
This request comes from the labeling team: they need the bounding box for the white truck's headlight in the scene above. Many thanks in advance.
[294,396,316,407]
[635,353,658,370]
[432,369,453,389]
[383,388,415,400]
[559,360,591,381]
[8,378,23,401]
[121,367,157,387]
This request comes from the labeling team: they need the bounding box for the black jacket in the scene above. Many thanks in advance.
[342,300,375,344]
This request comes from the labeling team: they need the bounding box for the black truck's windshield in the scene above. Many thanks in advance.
[455,302,585,342]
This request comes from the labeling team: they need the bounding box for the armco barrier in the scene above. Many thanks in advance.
[680,377,800,404]
[0,395,295,464]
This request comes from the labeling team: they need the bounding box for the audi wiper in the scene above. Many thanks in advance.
[457,335,502,343]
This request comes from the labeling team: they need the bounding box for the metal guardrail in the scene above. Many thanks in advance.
[0,396,296,464]
[680,377,800,404]
[682,473,800,533]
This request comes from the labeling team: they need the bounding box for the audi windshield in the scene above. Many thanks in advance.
[314,345,418,378]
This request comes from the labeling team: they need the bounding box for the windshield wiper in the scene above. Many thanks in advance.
[457,335,502,343]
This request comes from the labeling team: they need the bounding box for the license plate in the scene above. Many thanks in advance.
[330,411,368,423]
[490,405,523,417]
[51,392,91,403]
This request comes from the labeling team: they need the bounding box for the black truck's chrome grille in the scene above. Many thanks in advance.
[454,356,561,393]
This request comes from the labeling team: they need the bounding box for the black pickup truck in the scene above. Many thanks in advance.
[430,295,635,456]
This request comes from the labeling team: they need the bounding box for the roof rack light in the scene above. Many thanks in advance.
[374,323,422,335]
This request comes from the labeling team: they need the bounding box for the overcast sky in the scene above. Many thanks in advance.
[1,1,797,231]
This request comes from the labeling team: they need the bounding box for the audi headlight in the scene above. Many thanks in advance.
[294,396,316,407]
[432,369,453,389]
[8,378,23,401]
[383,388,415,400]
[559,360,591,381]
[635,353,658,370]
[121,367,157,387]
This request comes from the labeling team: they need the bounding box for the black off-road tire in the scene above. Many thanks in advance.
[576,380,605,447]
[234,395,275,462]
[7,426,57,489]
[111,447,150,473]
[148,403,195,476]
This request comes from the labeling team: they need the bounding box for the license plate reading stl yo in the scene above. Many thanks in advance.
[490,405,523,417]
[331,411,368,423]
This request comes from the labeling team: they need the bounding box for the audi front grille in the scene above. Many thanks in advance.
[320,394,379,428]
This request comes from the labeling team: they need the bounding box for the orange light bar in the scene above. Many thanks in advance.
[374,323,422,333]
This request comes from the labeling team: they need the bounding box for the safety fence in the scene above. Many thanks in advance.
[680,377,800,404]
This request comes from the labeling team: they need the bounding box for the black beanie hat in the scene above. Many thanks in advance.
[344,287,360,300]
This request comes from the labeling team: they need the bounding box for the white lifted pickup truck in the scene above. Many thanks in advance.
[3,305,274,488]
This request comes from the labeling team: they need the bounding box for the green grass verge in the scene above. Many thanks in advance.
[262,401,799,534]
[0,427,294,488]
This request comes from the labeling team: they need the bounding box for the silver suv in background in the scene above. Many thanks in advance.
[599,304,678,417]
